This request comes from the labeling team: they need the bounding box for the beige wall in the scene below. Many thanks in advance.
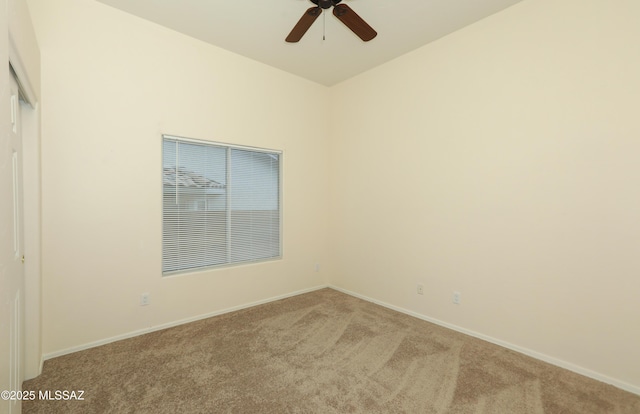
[330,0,640,391]
[27,0,331,355]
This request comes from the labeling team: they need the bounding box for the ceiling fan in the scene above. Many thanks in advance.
[286,0,377,43]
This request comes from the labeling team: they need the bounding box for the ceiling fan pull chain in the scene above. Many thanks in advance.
[323,11,326,40]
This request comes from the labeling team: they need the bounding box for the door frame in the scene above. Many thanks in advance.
[9,31,42,381]
[8,65,24,414]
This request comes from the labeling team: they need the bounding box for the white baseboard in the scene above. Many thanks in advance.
[39,283,640,397]
[43,284,328,361]
[329,285,640,397]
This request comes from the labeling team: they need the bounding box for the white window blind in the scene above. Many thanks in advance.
[162,136,281,274]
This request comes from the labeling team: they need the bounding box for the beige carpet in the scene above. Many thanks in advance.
[23,288,640,413]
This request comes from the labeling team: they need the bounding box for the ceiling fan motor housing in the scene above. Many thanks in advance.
[312,0,342,9]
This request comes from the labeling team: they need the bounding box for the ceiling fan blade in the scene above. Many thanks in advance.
[332,4,377,42]
[286,7,322,43]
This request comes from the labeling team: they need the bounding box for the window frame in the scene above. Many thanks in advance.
[161,134,283,276]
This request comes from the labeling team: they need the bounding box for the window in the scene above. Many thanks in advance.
[162,135,281,275]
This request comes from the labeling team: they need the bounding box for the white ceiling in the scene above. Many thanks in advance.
[94,0,524,86]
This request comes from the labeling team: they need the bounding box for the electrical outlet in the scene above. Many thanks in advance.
[453,291,461,305]
[417,284,424,295]
[315,263,320,272]
[141,293,150,306]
